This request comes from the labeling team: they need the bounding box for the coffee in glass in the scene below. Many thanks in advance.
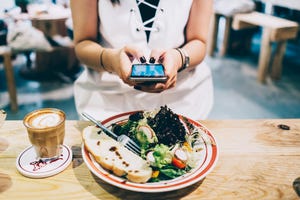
[23,108,66,159]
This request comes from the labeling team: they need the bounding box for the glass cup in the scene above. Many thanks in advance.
[23,108,66,159]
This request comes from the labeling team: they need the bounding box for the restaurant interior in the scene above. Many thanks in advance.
[0,1,300,199]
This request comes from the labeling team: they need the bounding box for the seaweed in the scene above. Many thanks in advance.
[147,105,186,146]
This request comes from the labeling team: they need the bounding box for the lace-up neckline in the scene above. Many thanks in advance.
[136,0,160,41]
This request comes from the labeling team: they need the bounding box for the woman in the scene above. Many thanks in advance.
[70,0,214,120]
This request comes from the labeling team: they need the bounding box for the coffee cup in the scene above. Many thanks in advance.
[23,108,66,159]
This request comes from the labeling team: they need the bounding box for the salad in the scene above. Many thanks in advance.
[111,105,207,182]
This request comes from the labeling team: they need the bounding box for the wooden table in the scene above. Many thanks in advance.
[0,119,299,199]
[31,15,69,37]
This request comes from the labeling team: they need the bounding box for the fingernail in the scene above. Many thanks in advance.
[149,57,155,63]
[139,56,146,63]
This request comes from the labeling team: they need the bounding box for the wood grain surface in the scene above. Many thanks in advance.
[0,119,299,200]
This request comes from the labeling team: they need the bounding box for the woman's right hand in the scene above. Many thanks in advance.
[104,45,145,86]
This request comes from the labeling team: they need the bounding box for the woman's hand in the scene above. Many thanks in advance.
[134,48,182,93]
[105,45,146,86]
[105,46,182,93]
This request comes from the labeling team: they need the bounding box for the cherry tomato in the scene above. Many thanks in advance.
[172,157,186,169]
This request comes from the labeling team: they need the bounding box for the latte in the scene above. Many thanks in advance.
[23,108,66,159]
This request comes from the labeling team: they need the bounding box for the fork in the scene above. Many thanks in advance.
[81,112,141,155]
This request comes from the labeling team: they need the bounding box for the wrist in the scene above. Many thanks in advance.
[174,48,183,72]
[100,48,117,73]
[99,49,109,72]
[175,48,190,72]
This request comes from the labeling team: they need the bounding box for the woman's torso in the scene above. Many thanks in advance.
[74,0,213,120]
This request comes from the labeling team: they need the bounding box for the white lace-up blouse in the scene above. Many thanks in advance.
[74,0,214,120]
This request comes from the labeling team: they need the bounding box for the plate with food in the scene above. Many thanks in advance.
[81,106,218,193]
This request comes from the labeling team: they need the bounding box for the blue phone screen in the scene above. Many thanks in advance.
[131,64,165,77]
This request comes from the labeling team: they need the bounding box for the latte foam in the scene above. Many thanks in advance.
[31,113,62,128]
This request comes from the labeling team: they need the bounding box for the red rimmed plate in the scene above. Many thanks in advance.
[82,111,218,193]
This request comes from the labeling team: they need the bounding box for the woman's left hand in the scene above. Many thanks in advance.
[134,48,182,93]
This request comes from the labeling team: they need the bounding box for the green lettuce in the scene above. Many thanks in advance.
[152,144,172,168]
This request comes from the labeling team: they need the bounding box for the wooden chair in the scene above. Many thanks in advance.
[232,11,299,83]
[0,46,18,111]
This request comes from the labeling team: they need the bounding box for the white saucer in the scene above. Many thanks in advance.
[16,144,72,178]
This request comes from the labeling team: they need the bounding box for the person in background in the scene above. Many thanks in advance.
[70,0,214,120]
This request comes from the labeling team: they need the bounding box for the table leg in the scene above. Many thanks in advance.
[220,16,232,56]
[207,13,221,56]
[271,41,287,80]
[258,28,272,83]
[3,52,18,112]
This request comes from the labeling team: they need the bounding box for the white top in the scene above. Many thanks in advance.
[74,0,214,120]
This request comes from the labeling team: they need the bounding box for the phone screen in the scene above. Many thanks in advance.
[131,64,165,77]
[130,64,167,82]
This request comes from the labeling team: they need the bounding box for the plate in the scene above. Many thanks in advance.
[16,144,72,178]
[82,111,218,193]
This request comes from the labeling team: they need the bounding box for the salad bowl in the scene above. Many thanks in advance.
[82,110,218,193]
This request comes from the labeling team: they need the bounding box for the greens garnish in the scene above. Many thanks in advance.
[111,106,202,182]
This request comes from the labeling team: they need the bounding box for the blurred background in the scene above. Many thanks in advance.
[0,0,300,120]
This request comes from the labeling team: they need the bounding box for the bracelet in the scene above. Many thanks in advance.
[175,48,184,71]
[99,49,110,72]
[176,48,190,72]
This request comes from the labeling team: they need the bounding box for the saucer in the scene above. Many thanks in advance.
[16,144,72,178]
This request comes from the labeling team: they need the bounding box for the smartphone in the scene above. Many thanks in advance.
[129,64,167,82]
